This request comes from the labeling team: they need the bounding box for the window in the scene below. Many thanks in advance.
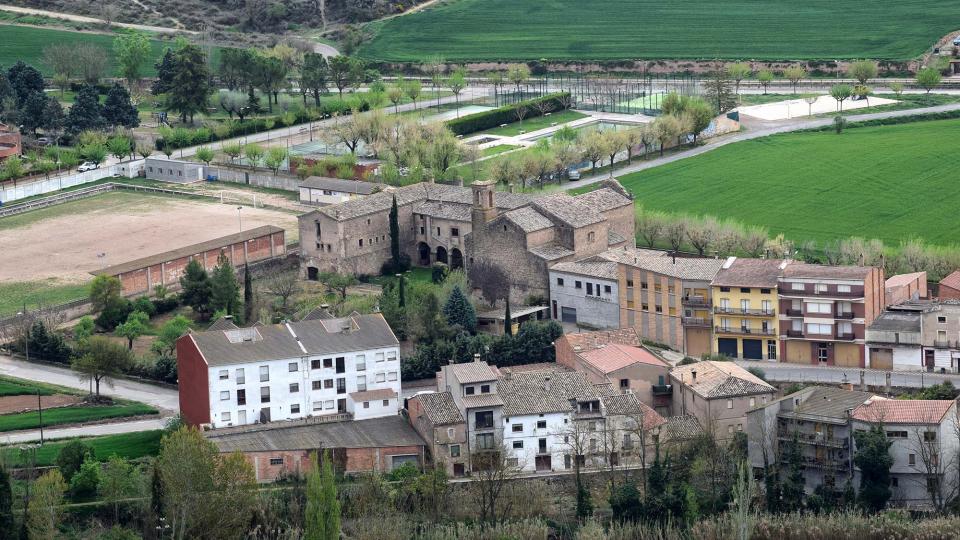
[604,285,612,293]
[235,369,245,384]
[536,420,547,429]
[512,423,523,433]
[383,399,389,407]
[655,305,662,313]
[237,389,246,405]
[815,283,828,293]
[909,453,916,465]
[312,380,322,390]
[260,386,270,403]
[288,362,298,372]
[324,379,333,389]
[323,358,333,369]
[388,372,398,382]
[586,283,593,295]
[480,384,490,393]
[475,411,494,429]
[375,373,386,383]
[311,359,322,370]
[291,404,300,414]
[641,303,649,311]
[324,400,334,409]
[222,412,231,422]
[336,378,346,394]
[807,302,831,314]
[465,386,475,395]
[727,399,733,409]
[363,401,370,409]
[740,287,751,293]
[925,431,937,442]
[939,316,947,324]
[513,441,524,449]
[269,457,283,466]
[451,227,459,237]
[313,401,323,411]
[791,282,805,291]
[557,277,565,286]
[476,433,495,450]
[728,425,734,434]
[355,355,366,371]
[290,383,300,393]
[357,375,366,392]
[449,444,461,457]
[358,239,364,247]
[741,299,750,312]
[837,284,851,293]
[806,323,833,335]
[259,366,269,382]
[620,378,630,389]
[335,357,345,374]
[626,279,634,288]
[737,424,743,432]
[575,281,582,289]
[219,370,229,380]
[760,288,771,294]
[891,477,899,487]
[436,226,441,236]
[886,430,908,439]
[220,391,230,401]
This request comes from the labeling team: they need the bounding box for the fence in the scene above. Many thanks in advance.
[208,164,301,192]
[0,159,145,204]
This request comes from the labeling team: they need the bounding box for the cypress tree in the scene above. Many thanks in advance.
[398,274,406,308]
[443,285,477,334]
[243,268,254,324]
[304,453,322,540]
[320,451,340,540]
[504,297,512,336]
[180,259,212,318]
[389,195,401,266]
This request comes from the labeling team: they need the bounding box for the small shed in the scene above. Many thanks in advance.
[144,157,204,184]
[298,176,383,205]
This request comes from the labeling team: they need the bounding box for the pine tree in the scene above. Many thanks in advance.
[65,84,105,136]
[179,259,212,318]
[102,83,140,128]
[151,48,175,95]
[210,253,241,321]
[503,297,513,336]
[443,285,477,334]
[243,269,254,324]
[167,44,211,123]
[0,463,13,535]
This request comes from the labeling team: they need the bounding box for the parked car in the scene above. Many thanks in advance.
[36,137,50,146]
[567,168,581,181]
[77,162,99,172]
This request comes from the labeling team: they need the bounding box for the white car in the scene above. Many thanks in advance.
[77,162,99,172]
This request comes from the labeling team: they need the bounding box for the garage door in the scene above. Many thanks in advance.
[870,348,893,370]
[561,306,578,323]
[718,338,738,357]
[742,339,763,360]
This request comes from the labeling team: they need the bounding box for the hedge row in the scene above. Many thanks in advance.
[445,92,571,136]
[809,108,960,133]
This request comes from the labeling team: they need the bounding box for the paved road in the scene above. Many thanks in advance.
[736,360,960,390]
[1,417,167,445]
[0,4,194,33]
[0,354,179,413]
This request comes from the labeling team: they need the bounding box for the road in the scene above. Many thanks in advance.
[1,417,167,445]
[0,4,194,34]
[736,360,960,390]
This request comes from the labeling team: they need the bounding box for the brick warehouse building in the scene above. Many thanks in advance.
[93,225,286,296]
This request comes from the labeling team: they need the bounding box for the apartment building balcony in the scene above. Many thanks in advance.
[785,309,803,317]
[786,330,804,338]
[836,333,856,341]
[682,316,710,327]
[801,457,847,471]
[835,311,855,320]
[714,307,775,317]
[715,326,776,336]
[779,433,849,449]
[682,296,710,308]
[652,384,673,396]
[934,340,957,349]
[781,289,863,299]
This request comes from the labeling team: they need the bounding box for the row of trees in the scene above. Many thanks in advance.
[722,60,943,96]
[42,32,152,93]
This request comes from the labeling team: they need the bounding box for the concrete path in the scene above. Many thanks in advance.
[1,417,167,445]
[0,4,194,34]
[0,354,180,413]
[735,359,960,390]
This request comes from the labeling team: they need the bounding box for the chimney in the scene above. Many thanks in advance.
[544,376,551,392]
[859,369,866,391]
[473,353,481,363]
[508,183,515,193]
[691,370,697,382]
[504,370,512,380]
[672,251,676,264]
[320,303,330,309]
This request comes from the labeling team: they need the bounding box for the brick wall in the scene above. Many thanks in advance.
[176,335,210,426]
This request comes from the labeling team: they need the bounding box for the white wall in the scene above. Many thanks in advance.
[300,187,358,205]
[206,346,401,428]
[548,270,619,328]
[502,411,571,473]
[0,160,144,203]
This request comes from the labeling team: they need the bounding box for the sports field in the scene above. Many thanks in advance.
[0,25,222,76]
[618,118,960,247]
[360,0,960,61]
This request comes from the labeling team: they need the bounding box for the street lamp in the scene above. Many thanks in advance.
[237,206,244,233]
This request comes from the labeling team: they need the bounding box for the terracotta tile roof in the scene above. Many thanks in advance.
[498,362,571,374]
[886,272,926,289]
[939,270,960,292]
[207,317,239,332]
[561,328,643,352]
[851,398,955,424]
[447,361,500,384]
[315,182,532,221]
[412,201,472,222]
[607,229,626,246]
[574,187,633,213]
[503,206,553,232]
[461,393,505,408]
[498,370,599,416]
[529,243,575,261]
[348,388,397,402]
[531,193,604,228]
[578,343,669,373]
[621,252,725,281]
[781,262,874,280]
[412,391,464,425]
[601,393,666,429]
[712,257,787,288]
[661,415,704,441]
[206,415,425,452]
[670,361,775,399]
[550,257,619,280]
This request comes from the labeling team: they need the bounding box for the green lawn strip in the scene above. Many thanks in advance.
[0,376,63,397]
[476,110,588,137]
[481,144,520,157]
[359,0,959,61]
[0,430,164,467]
[618,116,960,247]
[0,281,91,318]
[0,402,158,433]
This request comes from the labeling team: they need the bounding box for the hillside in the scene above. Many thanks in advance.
[360,0,960,61]
[616,117,960,247]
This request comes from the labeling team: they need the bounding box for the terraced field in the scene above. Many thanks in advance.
[360,0,960,61]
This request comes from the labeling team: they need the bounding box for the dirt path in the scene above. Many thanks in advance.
[0,3,195,34]
[0,394,82,415]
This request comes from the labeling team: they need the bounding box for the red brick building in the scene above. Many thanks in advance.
[92,225,286,296]
[939,270,960,301]
[205,415,427,482]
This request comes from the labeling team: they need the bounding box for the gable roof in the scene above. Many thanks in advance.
[185,313,398,367]
[851,398,955,424]
[573,187,633,213]
[601,393,667,429]
[498,370,599,416]
[780,262,873,280]
[207,316,239,332]
[529,243,576,261]
[620,251,725,281]
[561,327,643,353]
[531,193,604,228]
[661,414,704,441]
[502,206,554,233]
[940,270,960,292]
[886,272,926,289]
[712,257,787,288]
[579,343,669,373]
[447,360,500,384]
[413,391,464,425]
[315,182,532,221]
[550,257,619,280]
[671,361,775,399]
[301,305,335,321]
[300,176,382,195]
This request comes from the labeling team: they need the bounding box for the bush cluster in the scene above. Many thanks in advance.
[445,92,571,136]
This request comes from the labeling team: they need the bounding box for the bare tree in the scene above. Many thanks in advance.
[636,210,665,248]
[686,216,719,256]
[742,227,769,258]
[472,444,521,523]
[665,219,688,253]
[467,259,510,304]
[263,271,300,313]
[910,412,959,513]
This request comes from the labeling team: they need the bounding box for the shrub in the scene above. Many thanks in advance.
[69,456,101,498]
[95,297,133,331]
[132,296,156,317]
[445,92,571,136]
[56,441,95,482]
[431,263,449,284]
[151,296,180,315]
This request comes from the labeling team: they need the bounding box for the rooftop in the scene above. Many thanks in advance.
[766,386,875,420]
[446,360,500,384]
[206,415,425,453]
[578,343,669,373]
[940,270,960,292]
[620,251,725,281]
[529,243,576,261]
[574,186,634,213]
[412,200,472,222]
[851,398,955,424]
[348,388,397,402]
[411,391,464,425]
[781,262,874,280]
[502,206,554,233]
[886,272,926,289]
[671,361,775,399]
[184,313,398,367]
[207,316,239,332]
[661,414,704,441]
[300,176,382,195]
[92,225,284,277]
[550,257,619,280]
[601,393,666,429]
[531,193,605,229]
[712,257,787,288]
[561,327,642,352]
[868,311,921,334]
[461,393,506,408]
[498,370,599,416]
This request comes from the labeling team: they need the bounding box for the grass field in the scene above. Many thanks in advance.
[477,110,588,137]
[0,402,157,433]
[0,376,65,397]
[618,117,960,247]
[1,430,163,467]
[360,0,960,61]
[482,144,520,157]
[0,25,223,76]
[0,280,90,317]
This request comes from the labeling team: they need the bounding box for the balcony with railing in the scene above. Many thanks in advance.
[715,326,776,336]
[713,306,775,317]
[682,316,710,327]
[934,340,957,349]
[781,287,863,299]
[779,432,849,449]
[682,296,710,308]
[652,384,673,396]
[836,333,856,341]
[786,330,804,338]
[785,309,803,317]
[835,311,855,320]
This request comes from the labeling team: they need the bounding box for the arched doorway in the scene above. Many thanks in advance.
[436,246,448,265]
[417,242,431,266]
[450,248,464,270]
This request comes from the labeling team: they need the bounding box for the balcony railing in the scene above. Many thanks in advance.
[836,333,856,341]
[934,340,957,349]
[715,326,776,336]
[779,432,849,449]
[781,288,863,299]
[801,457,847,471]
[835,311,855,320]
[785,309,803,317]
[682,316,710,327]
[786,330,804,338]
[652,384,673,396]
[714,307,775,316]
[682,296,710,308]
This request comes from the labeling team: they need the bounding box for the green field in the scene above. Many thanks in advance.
[477,109,588,137]
[618,117,960,247]
[0,280,90,317]
[1,430,163,467]
[0,25,222,76]
[0,375,75,397]
[360,0,960,61]
[0,402,158,432]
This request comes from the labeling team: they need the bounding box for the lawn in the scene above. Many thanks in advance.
[0,376,63,397]
[476,110,588,137]
[1,430,164,467]
[370,267,434,286]
[0,280,91,317]
[618,117,960,247]
[359,0,960,61]
[482,144,520,157]
[0,402,158,432]
[0,25,224,76]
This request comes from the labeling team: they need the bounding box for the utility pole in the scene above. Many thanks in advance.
[37,389,44,444]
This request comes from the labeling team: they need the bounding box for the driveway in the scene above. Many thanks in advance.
[1,417,168,445]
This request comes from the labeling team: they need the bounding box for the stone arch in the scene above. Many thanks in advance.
[450,248,464,270]
[417,242,431,266]
[436,246,448,265]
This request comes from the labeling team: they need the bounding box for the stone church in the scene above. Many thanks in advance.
[298,179,634,302]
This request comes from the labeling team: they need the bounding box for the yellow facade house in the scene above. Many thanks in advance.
[710,257,788,360]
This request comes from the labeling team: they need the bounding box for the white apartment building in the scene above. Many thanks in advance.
[549,257,621,329]
[177,313,401,428]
